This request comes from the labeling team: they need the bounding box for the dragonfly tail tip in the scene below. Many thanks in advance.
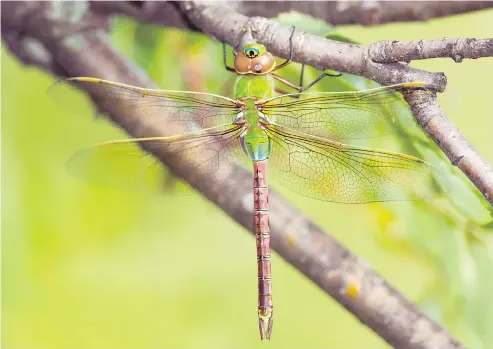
[258,314,273,340]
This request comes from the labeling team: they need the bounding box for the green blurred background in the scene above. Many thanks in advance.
[2,8,493,349]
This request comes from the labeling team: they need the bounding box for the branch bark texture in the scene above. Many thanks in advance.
[369,38,493,63]
[4,1,490,348]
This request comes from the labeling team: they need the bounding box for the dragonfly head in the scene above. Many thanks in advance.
[235,44,276,75]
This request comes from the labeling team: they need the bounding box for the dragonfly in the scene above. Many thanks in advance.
[51,27,446,340]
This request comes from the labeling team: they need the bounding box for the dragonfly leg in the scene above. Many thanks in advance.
[272,70,342,95]
[299,70,343,91]
[272,26,296,72]
[274,87,300,99]
[299,63,306,88]
[223,43,236,73]
[271,25,342,93]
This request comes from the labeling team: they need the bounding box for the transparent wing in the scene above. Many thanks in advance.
[67,124,245,192]
[265,124,448,203]
[49,77,239,131]
[262,83,425,140]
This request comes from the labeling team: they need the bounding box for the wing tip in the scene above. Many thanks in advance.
[67,77,100,83]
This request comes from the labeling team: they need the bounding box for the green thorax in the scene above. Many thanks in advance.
[235,75,274,162]
[234,74,275,99]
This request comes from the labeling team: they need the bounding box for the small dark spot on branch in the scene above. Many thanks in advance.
[452,155,465,166]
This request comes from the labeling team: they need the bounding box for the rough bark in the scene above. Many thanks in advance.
[369,38,493,63]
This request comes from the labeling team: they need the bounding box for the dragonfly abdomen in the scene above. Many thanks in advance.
[253,160,273,340]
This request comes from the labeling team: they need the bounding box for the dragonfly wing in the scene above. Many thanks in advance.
[265,124,448,203]
[68,124,245,193]
[49,77,239,131]
[263,83,424,140]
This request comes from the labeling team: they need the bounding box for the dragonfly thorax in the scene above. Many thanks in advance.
[234,75,275,99]
[236,99,272,161]
[240,125,272,162]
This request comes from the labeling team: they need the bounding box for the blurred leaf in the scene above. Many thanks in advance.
[133,23,163,70]
[275,12,334,36]
[481,220,493,230]
[324,32,360,45]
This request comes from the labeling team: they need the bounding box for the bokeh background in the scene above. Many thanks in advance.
[2,8,493,349]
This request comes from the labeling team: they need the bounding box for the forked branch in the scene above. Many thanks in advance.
[179,2,493,208]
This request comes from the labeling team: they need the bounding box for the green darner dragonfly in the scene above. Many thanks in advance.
[51,27,446,340]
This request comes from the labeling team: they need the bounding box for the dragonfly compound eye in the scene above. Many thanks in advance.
[245,48,259,58]
[243,45,264,58]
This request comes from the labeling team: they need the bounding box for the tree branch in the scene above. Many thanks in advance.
[228,1,493,26]
[369,38,493,63]
[89,1,493,28]
[90,1,192,30]
[1,30,61,75]
[404,90,493,205]
[2,2,481,348]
